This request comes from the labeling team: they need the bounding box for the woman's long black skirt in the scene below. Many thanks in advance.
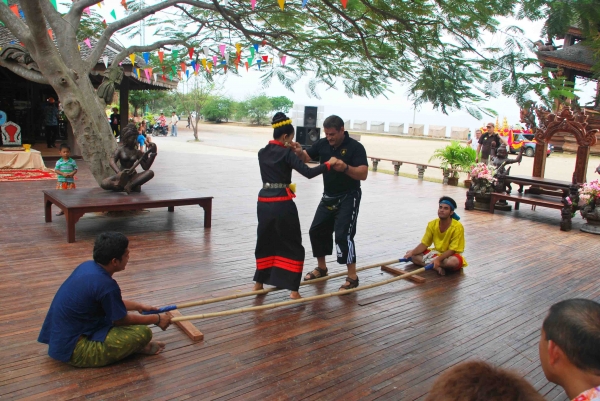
[254,200,304,291]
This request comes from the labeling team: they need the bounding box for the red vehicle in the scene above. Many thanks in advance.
[508,133,553,157]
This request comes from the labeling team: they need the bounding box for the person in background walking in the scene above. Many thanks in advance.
[109,107,120,138]
[171,112,179,137]
[44,97,59,148]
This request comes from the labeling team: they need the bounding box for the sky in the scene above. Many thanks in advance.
[76,1,597,133]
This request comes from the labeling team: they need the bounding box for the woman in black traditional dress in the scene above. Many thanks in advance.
[254,113,339,299]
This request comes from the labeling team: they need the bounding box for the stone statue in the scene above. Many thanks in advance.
[97,66,124,104]
[490,143,523,178]
[101,123,156,193]
[490,143,523,210]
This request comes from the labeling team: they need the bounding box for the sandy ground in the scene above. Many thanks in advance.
[154,122,600,183]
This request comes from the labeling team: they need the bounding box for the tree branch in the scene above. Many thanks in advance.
[19,1,55,54]
[0,59,48,84]
[208,0,273,40]
[86,0,219,72]
[38,0,64,32]
[320,0,372,60]
[0,3,31,45]
[174,4,282,47]
[66,0,101,31]
[38,0,84,72]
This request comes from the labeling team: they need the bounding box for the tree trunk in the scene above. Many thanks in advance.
[40,56,116,185]
[192,116,199,140]
[13,1,117,186]
[61,77,118,185]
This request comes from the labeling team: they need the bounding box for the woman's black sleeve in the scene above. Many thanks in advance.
[286,149,327,178]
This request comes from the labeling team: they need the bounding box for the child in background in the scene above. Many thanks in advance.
[54,144,77,216]
[137,124,147,152]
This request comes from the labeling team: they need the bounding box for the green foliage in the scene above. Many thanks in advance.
[176,78,214,116]
[203,96,234,122]
[231,96,293,122]
[127,90,171,115]
[269,96,294,113]
[143,112,156,126]
[245,94,273,125]
[429,141,476,177]
[233,101,250,121]
[115,0,575,114]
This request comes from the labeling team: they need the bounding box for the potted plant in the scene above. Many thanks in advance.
[578,179,600,234]
[429,141,476,186]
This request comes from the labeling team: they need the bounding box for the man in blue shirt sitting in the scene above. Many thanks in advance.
[38,232,172,367]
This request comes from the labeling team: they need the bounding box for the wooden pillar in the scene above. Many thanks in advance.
[532,139,547,178]
[119,76,129,128]
[574,145,589,184]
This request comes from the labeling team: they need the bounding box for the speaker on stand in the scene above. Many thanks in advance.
[296,127,321,162]
[304,106,318,128]
[294,106,322,161]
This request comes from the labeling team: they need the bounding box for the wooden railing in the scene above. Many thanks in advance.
[370,157,457,184]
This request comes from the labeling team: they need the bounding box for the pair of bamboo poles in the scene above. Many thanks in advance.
[144,258,432,322]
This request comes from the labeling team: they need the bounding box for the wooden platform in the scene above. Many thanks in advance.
[44,187,212,242]
[1,146,597,400]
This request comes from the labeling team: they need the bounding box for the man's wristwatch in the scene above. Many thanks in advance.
[343,163,349,173]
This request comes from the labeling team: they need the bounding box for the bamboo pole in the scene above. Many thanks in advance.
[172,266,428,322]
[173,258,402,309]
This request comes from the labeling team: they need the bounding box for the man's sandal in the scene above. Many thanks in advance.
[304,267,328,281]
[339,276,359,291]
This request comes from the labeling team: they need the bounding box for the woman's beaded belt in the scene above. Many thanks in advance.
[258,187,296,202]
[263,183,289,189]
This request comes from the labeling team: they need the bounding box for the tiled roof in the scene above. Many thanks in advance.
[537,42,596,72]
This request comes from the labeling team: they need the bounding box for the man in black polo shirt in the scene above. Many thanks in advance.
[292,115,368,291]
[476,122,506,163]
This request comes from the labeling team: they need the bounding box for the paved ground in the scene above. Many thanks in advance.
[158,122,600,183]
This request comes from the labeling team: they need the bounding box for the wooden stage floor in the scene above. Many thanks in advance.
[1,145,598,400]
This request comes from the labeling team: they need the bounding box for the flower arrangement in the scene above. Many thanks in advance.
[469,163,497,193]
[578,179,600,216]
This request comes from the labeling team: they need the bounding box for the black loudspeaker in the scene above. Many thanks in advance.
[296,127,321,146]
[304,106,318,128]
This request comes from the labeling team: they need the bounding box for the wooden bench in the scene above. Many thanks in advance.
[44,186,213,243]
[370,157,456,183]
[489,191,573,230]
[489,192,564,213]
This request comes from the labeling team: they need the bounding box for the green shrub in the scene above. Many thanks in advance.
[429,140,476,177]
[143,112,156,126]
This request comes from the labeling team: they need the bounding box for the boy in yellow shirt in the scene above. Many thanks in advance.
[404,196,467,275]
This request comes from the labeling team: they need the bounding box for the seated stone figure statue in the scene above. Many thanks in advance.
[490,142,523,179]
[490,143,523,210]
[101,123,157,193]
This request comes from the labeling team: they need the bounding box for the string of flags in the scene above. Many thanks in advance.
[125,42,289,83]
[2,1,292,83]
